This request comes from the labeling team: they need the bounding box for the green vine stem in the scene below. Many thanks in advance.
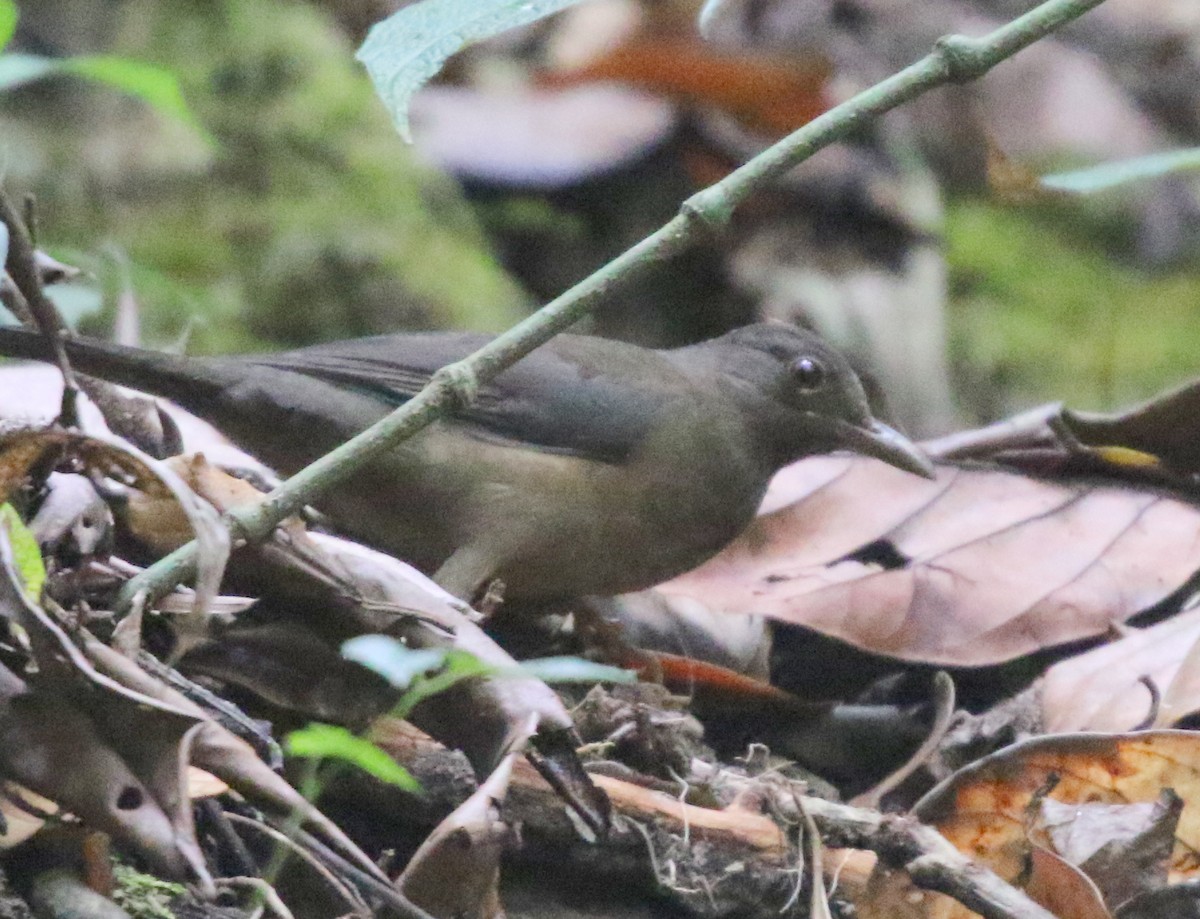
[118,0,1109,610]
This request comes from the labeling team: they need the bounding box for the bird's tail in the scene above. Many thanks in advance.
[0,325,245,414]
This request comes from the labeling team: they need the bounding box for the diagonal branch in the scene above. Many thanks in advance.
[118,0,1111,610]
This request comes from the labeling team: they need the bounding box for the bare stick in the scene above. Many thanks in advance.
[787,795,1057,919]
[0,188,80,426]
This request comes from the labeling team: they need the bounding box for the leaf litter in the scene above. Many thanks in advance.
[11,355,1200,916]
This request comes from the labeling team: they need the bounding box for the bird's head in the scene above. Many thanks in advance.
[699,323,935,478]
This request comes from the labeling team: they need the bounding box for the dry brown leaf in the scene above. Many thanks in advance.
[1063,382,1200,477]
[1042,609,1200,733]
[185,768,228,799]
[985,139,1070,204]
[545,38,830,136]
[0,427,228,641]
[82,636,390,886]
[0,783,55,849]
[181,623,398,728]
[1025,845,1113,919]
[925,381,1200,493]
[869,732,1200,917]
[654,456,1200,666]
[396,717,532,919]
[0,539,211,888]
[124,452,264,555]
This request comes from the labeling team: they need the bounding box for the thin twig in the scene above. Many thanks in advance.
[799,798,833,919]
[196,799,258,878]
[0,272,34,324]
[22,193,38,248]
[220,813,367,917]
[216,877,295,919]
[136,650,284,768]
[116,0,1111,611]
[0,187,79,426]
[851,671,957,809]
[289,825,439,919]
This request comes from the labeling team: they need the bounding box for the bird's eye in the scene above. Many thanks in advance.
[790,356,826,391]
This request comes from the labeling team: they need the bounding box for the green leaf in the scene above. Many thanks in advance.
[391,650,494,720]
[62,55,201,132]
[1042,148,1200,195]
[0,504,46,600]
[0,1,17,54]
[0,52,57,90]
[356,0,586,141]
[517,655,635,684]
[0,50,204,138]
[284,723,420,792]
[341,635,494,720]
[341,634,448,689]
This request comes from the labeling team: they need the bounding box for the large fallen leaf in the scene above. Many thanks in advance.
[545,37,829,136]
[924,378,1200,485]
[1063,380,1200,478]
[653,456,1200,666]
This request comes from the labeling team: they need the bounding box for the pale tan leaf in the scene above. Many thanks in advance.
[655,457,1200,666]
[1025,845,1112,919]
[0,783,54,849]
[1042,609,1200,733]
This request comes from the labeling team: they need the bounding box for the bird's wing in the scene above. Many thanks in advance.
[247,332,684,464]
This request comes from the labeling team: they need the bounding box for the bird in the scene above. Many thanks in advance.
[0,323,933,602]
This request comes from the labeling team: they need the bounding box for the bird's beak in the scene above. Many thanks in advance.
[831,418,936,479]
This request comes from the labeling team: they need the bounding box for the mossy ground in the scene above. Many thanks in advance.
[947,196,1200,420]
[111,863,183,919]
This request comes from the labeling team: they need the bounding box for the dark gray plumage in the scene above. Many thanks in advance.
[0,323,932,601]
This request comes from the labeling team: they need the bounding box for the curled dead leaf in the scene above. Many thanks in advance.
[0,536,211,888]
[0,783,55,850]
[396,717,533,919]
